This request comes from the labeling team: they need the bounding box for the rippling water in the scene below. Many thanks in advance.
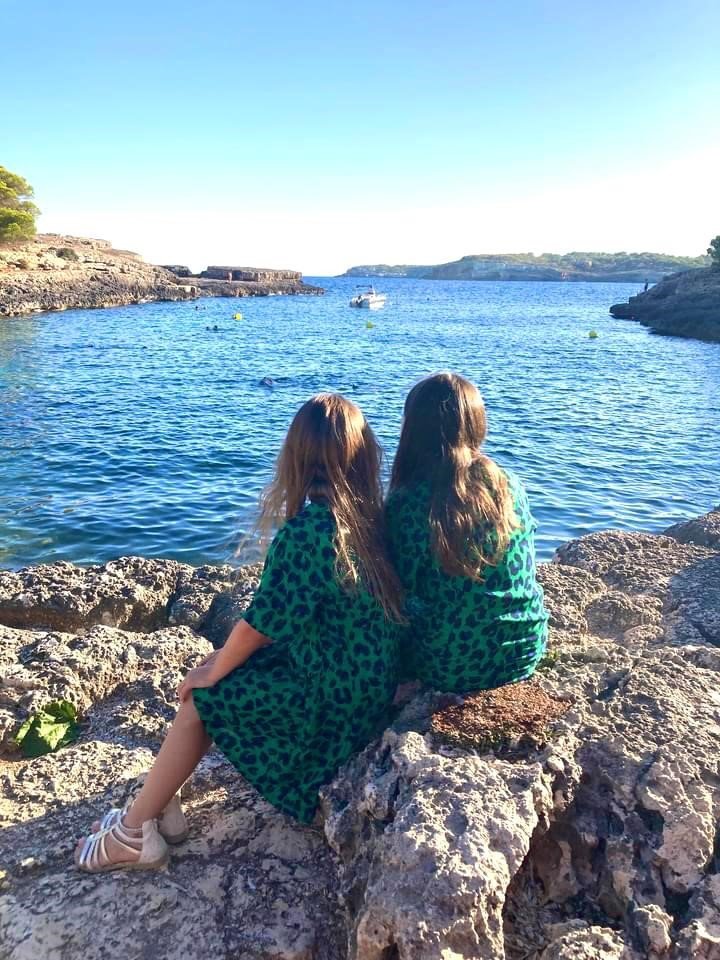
[1,277,718,568]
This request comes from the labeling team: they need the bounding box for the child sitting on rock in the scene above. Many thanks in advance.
[386,372,548,694]
[76,394,404,872]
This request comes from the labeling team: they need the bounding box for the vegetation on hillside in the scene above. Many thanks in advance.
[708,235,720,268]
[344,250,710,282]
[0,166,39,244]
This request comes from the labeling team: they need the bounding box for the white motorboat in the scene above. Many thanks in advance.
[349,286,387,309]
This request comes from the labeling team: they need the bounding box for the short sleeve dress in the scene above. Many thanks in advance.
[192,501,401,823]
[385,468,548,693]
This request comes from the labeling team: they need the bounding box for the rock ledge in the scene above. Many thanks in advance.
[1,507,719,959]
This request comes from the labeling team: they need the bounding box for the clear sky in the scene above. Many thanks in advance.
[4,0,720,274]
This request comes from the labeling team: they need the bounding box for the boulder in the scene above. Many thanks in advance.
[0,557,193,633]
[1,513,720,959]
[168,563,259,631]
[664,506,720,550]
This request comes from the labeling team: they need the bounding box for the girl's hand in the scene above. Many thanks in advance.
[177,664,218,702]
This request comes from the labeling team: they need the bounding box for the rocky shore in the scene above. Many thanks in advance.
[610,267,720,342]
[1,507,720,959]
[0,236,322,318]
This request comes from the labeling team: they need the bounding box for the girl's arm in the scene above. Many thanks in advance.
[178,620,271,701]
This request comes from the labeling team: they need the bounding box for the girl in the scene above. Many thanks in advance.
[386,372,547,694]
[76,394,404,872]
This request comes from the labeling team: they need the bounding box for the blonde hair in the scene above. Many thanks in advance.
[390,372,518,580]
[259,393,404,621]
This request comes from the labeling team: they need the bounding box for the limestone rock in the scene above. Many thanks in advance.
[554,530,713,598]
[671,875,720,959]
[200,565,263,648]
[168,563,254,630]
[540,925,634,959]
[2,511,720,959]
[0,623,209,754]
[0,234,324,317]
[664,506,720,550]
[0,557,193,633]
[609,266,720,342]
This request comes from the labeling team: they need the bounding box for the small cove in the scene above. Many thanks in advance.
[1,277,718,568]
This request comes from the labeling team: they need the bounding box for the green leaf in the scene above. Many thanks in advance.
[14,700,79,758]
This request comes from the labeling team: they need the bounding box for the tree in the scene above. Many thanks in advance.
[708,236,720,268]
[0,166,40,244]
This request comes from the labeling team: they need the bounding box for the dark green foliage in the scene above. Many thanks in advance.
[56,246,79,261]
[708,236,720,268]
[14,700,79,757]
[0,165,40,244]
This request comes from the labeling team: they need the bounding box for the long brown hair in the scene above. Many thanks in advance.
[259,394,404,621]
[390,372,518,580]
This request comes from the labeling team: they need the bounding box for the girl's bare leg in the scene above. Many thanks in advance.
[124,696,212,828]
[77,696,211,863]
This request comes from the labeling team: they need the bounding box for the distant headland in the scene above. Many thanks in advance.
[0,235,323,318]
[342,251,709,283]
[610,266,720,342]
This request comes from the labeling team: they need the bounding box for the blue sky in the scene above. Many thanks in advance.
[4,0,720,273]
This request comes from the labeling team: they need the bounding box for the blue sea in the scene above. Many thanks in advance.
[1,277,718,569]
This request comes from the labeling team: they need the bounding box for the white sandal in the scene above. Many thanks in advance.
[95,793,189,844]
[76,818,168,873]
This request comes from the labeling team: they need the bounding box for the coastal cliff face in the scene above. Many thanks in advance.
[0,236,323,317]
[0,235,198,317]
[1,508,720,959]
[610,267,720,342]
[343,252,709,283]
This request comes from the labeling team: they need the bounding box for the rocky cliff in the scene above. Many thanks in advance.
[343,252,709,283]
[1,507,719,959]
[0,236,322,317]
[610,267,720,342]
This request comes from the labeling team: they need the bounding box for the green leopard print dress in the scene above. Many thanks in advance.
[193,501,401,823]
[386,468,548,693]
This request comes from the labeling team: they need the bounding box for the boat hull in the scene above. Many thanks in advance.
[349,295,387,309]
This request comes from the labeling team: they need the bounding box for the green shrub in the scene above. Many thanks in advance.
[0,207,36,243]
[707,236,720,268]
[56,247,79,261]
[0,167,39,244]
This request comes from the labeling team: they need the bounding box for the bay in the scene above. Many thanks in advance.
[1,277,718,568]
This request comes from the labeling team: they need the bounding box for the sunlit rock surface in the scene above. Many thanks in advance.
[1,507,719,959]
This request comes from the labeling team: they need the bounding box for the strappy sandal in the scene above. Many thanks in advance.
[94,794,189,845]
[76,818,168,873]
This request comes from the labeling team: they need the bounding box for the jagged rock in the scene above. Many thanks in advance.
[1,512,720,959]
[0,557,193,633]
[664,506,720,550]
[554,529,720,649]
[554,530,714,598]
[0,234,324,316]
[539,924,635,959]
[537,564,606,634]
[0,625,343,960]
[609,266,720,342]
[200,565,263,648]
[321,717,580,960]
[168,563,250,630]
[0,623,209,753]
[671,875,720,959]
[633,903,673,957]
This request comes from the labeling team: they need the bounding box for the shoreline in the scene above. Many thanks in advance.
[0,234,323,318]
[610,266,720,342]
